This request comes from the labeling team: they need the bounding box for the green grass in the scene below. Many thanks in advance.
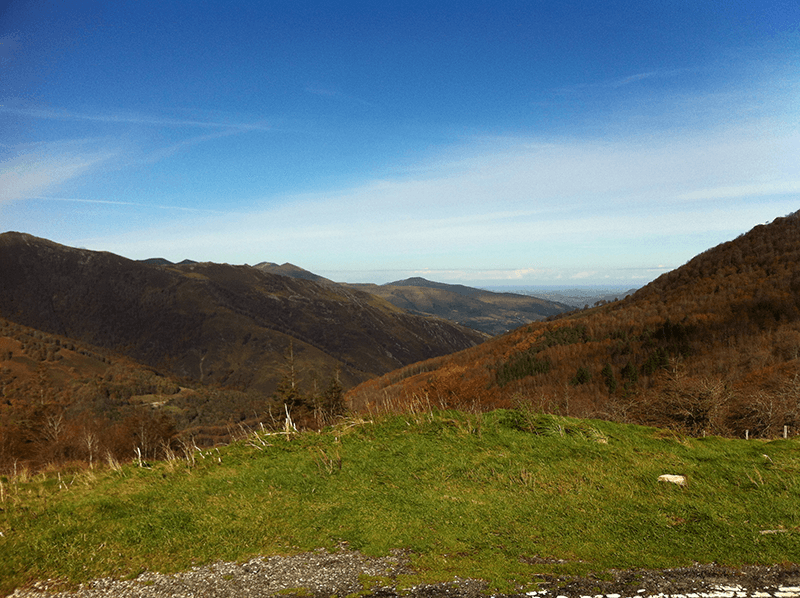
[1,409,799,595]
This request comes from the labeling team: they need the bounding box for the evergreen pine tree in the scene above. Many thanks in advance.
[322,367,346,421]
[601,364,617,394]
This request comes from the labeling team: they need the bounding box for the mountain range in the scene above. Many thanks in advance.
[348,211,800,439]
[0,232,500,465]
[134,259,571,335]
[3,211,800,470]
[343,277,570,335]
[0,232,486,397]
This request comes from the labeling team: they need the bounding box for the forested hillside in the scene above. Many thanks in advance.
[0,233,484,395]
[5,211,799,474]
[344,277,570,335]
[348,212,800,438]
[0,233,485,472]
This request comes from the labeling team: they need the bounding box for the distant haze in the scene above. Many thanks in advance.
[481,286,638,309]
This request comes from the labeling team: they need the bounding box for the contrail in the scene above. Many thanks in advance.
[26,196,234,214]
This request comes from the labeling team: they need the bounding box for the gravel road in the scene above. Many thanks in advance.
[8,549,800,598]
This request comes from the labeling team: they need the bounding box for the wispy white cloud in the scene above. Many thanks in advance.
[25,196,233,214]
[606,68,690,88]
[0,105,273,131]
[677,182,800,201]
[134,127,252,166]
[0,147,115,202]
[554,67,694,94]
[0,107,267,202]
[81,116,800,285]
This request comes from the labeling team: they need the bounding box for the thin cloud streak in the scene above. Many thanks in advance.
[0,150,115,202]
[26,196,235,214]
[678,182,800,201]
[82,118,800,285]
[1,106,273,131]
[607,68,691,88]
[0,126,259,203]
[134,127,254,166]
[553,67,695,94]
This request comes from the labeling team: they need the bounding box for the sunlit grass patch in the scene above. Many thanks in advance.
[1,409,798,595]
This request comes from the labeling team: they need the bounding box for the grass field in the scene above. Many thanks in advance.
[1,409,798,595]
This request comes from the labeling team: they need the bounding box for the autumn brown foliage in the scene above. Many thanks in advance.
[348,212,800,438]
[0,232,484,397]
[0,316,353,473]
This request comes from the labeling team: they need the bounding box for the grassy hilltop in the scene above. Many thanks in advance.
[2,408,798,595]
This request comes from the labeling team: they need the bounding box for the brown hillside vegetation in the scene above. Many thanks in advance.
[0,317,179,471]
[0,316,316,472]
[253,261,336,285]
[0,233,484,396]
[348,211,800,438]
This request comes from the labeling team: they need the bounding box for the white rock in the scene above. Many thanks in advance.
[657,474,687,486]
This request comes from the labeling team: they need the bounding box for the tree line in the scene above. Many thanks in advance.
[0,338,346,475]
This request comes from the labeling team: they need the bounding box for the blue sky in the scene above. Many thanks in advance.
[1,1,799,287]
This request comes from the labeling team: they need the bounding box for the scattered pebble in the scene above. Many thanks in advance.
[9,554,800,598]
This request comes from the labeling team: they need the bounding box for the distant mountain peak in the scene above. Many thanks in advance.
[390,276,433,285]
[346,276,570,335]
[0,234,484,396]
[253,262,335,285]
[349,212,800,437]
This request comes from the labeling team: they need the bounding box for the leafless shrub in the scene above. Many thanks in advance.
[641,368,732,436]
[729,374,800,438]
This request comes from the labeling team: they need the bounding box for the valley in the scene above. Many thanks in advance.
[3,213,800,474]
[1,213,800,596]
[349,212,800,440]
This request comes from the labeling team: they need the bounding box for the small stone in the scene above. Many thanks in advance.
[658,474,687,486]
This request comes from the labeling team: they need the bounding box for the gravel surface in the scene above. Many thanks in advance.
[9,548,427,598]
[528,563,800,597]
[8,550,800,598]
